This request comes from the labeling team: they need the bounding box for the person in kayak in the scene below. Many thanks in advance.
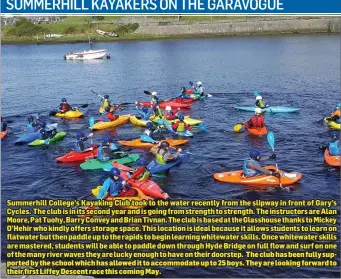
[97,136,121,162]
[101,95,111,108]
[75,132,93,152]
[171,115,191,132]
[178,87,191,100]
[39,121,57,140]
[100,106,119,122]
[143,122,165,141]
[59,98,73,113]
[326,103,341,124]
[27,115,36,133]
[151,141,182,165]
[243,150,279,178]
[320,131,340,156]
[151,92,159,106]
[255,96,269,109]
[96,167,130,199]
[164,106,178,121]
[31,113,43,130]
[245,108,265,129]
[1,117,7,132]
[136,104,153,120]
[195,81,205,97]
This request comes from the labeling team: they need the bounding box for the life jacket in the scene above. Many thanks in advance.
[60,103,71,112]
[176,122,186,132]
[97,146,111,162]
[151,97,159,105]
[250,115,264,128]
[196,87,205,95]
[156,149,167,165]
[108,177,123,196]
[103,99,110,107]
[101,112,109,122]
[75,140,85,152]
[243,159,259,177]
[27,123,35,133]
[255,100,266,109]
[165,112,176,120]
[330,110,341,118]
[329,140,340,156]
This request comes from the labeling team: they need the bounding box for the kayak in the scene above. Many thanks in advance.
[324,149,340,167]
[55,110,84,118]
[171,98,195,104]
[324,118,340,130]
[118,138,188,149]
[113,163,169,199]
[166,125,194,137]
[28,132,66,146]
[214,166,302,186]
[146,151,188,174]
[153,116,202,126]
[190,94,212,100]
[129,115,149,127]
[137,101,192,110]
[80,153,139,170]
[56,145,99,163]
[0,129,8,139]
[91,115,130,130]
[15,123,58,144]
[244,121,268,136]
[235,106,300,113]
[91,186,153,209]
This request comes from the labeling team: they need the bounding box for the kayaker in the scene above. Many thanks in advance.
[255,96,269,109]
[59,98,73,113]
[97,136,121,162]
[100,106,119,122]
[179,87,191,99]
[326,103,341,124]
[164,106,178,121]
[195,81,205,97]
[171,115,191,132]
[75,132,93,152]
[136,105,153,120]
[245,108,265,129]
[151,92,159,106]
[96,168,130,199]
[32,113,42,130]
[143,122,165,141]
[27,115,36,133]
[150,141,182,165]
[1,117,7,132]
[328,131,340,156]
[243,150,279,178]
[101,95,111,108]
[153,105,164,118]
[39,121,57,140]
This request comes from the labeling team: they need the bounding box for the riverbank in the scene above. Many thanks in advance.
[2,16,340,45]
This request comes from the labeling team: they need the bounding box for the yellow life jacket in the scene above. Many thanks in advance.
[156,150,166,165]
[103,99,110,107]
[177,122,185,132]
[137,171,150,182]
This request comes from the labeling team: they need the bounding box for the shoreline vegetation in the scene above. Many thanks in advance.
[1,16,340,45]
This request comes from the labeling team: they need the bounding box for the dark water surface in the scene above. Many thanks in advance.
[1,34,340,278]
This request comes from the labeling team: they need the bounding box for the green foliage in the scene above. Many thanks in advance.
[94,16,105,21]
[114,23,139,34]
[63,26,77,34]
[8,18,43,37]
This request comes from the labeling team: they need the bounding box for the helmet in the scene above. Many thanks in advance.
[41,121,47,128]
[331,131,339,139]
[62,98,67,102]
[165,106,172,111]
[179,115,185,121]
[105,106,111,112]
[336,103,340,109]
[160,141,170,149]
[151,92,158,96]
[255,108,262,114]
[256,96,262,100]
[137,158,147,167]
[28,115,33,123]
[197,81,202,86]
[146,122,153,129]
[249,150,261,160]
[103,136,113,144]
[142,107,148,113]
[104,95,109,99]
[76,132,85,139]
[109,167,120,177]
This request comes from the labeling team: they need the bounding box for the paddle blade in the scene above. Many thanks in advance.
[80,104,88,108]
[267,131,275,151]
[141,134,156,143]
[89,117,95,129]
[253,90,260,97]
[144,91,151,95]
[196,124,208,131]
[189,81,193,86]
[103,165,112,172]
[233,124,243,132]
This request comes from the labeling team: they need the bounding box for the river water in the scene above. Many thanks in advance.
[1,34,340,278]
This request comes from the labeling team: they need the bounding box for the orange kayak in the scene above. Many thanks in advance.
[244,121,268,136]
[214,166,302,186]
[0,129,8,139]
[118,138,188,149]
[324,149,340,167]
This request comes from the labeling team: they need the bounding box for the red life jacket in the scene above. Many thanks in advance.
[250,115,264,128]
[61,103,70,111]
[165,112,176,120]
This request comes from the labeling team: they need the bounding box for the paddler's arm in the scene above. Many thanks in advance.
[247,161,272,175]
[97,179,111,199]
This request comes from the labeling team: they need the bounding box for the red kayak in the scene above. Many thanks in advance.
[56,145,99,163]
[171,98,196,104]
[137,101,192,109]
[113,163,169,199]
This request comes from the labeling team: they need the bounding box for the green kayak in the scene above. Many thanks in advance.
[28,132,66,146]
[80,153,140,170]
[190,93,212,100]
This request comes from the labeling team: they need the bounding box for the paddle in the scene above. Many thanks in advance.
[91,90,103,98]
[192,124,208,131]
[89,117,95,130]
[253,90,260,97]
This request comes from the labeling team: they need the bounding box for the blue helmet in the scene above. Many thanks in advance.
[249,150,260,160]
[28,115,33,123]
[146,122,153,129]
[76,132,85,139]
[142,107,148,113]
[103,136,113,144]
[109,167,120,177]
[105,106,111,112]
[41,121,47,128]
[62,98,67,102]
[179,115,185,121]
[331,131,339,139]
[137,158,147,166]
[104,95,109,99]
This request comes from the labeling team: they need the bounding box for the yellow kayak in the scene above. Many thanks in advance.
[55,109,84,118]
[91,115,130,130]
[324,118,340,130]
[130,115,149,127]
[153,116,202,126]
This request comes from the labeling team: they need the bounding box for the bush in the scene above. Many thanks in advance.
[115,23,139,34]
[94,16,105,21]
[64,26,77,34]
[11,18,43,37]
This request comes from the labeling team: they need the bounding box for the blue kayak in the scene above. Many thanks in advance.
[166,125,194,137]
[15,131,41,144]
[235,106,299,113]
[147,151,188,174]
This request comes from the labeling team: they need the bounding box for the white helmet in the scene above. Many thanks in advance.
[151,92,158,96]
[197,81,202,86]
[255,108,262,114]
[256,96,262,100]
[165,106,172,111]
